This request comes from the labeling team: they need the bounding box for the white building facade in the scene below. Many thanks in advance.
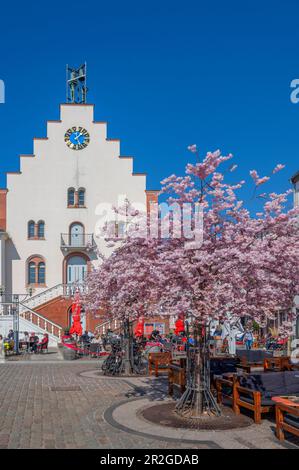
[0,103,158,340]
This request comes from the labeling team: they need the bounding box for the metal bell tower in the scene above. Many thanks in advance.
[66,63,88,104]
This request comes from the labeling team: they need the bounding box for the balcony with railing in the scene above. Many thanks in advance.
[60,233,97,252]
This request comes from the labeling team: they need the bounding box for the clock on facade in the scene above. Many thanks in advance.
[64,127,90,150]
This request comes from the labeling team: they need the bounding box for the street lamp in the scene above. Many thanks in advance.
[26,286,35,297]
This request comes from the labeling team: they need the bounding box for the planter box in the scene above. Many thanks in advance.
[62,345,77,360]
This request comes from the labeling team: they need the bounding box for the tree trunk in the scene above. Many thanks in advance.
[123,329,132,375]
[195,345,203,415]
[123,319,132,375]
[175,320,221,418]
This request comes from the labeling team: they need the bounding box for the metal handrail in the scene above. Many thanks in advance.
[2,283,87,341]
[60,233,96,248]
[19,303,62,330]
[21,283,62,302]
[95,318,121,335]
[19,303,63,340]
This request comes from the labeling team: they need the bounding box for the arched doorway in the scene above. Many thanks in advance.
[66,255,87,284]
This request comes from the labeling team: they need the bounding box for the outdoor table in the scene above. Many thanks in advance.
[272,396,299,407]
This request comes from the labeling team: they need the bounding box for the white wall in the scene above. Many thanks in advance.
[294,180,299,207]
[5,104,147,294]
[0,233,7,288]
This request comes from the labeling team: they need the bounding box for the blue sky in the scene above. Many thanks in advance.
[0,0,298,211]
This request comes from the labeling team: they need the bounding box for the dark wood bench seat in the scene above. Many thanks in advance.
[276,403,299,441]
[168,359,186,397]
[233,371,299,424]
[148,352,172,377]
[216,375,237,405]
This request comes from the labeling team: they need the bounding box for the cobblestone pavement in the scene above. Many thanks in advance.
[0,361,297,449]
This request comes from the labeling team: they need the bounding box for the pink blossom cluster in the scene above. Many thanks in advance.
[84,148,299,329]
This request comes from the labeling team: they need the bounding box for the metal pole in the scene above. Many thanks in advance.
[13,294,19,354]
[66,64,68,103]
[85,62,87,104]
[123,318,131,375]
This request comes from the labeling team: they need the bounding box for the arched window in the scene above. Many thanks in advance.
[38,262,45,284]
[28,261,36,284]
[68,188,75,206]
[28,221,35,239]
[27,256,46,286]
[78,188,85,207]
[37,221,45,238]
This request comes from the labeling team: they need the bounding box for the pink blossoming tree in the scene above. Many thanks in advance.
[85,148,299,413]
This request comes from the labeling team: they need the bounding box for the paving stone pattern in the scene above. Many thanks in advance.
[0,362,298,449]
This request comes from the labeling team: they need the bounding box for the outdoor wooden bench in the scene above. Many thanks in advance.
[275,403,299,441]
[231,370,299,424]
[148,351,172,377]
[264,357,292,372]
[168,359,186,396]
[236,363,264,373]
[237,349,272,367]
[233,383,274,424]
[216,374,238,405]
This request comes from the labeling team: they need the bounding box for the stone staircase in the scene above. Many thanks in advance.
[18,283,88,345]
[20,283,85,312]
[0,283,87,346]
[19,303,63,345]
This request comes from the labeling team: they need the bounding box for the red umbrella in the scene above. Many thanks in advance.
[134,316,144,337]
[174,318,185,336]
[69,291,83,336]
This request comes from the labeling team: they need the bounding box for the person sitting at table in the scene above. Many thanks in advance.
[87,330,94,340]
[37,333,49,353]
[7,329,14,340]
[22,331,30,351]
[150,329,162,342]
[29,332,39,353]
[91,334,102,345]
[80,330,90,344]
[0,335,5,360]
[89,334,102,357]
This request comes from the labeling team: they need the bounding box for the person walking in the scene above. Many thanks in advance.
[243,328,254,350]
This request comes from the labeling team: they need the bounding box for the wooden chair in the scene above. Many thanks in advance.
[216,374,238,405]
[168,359,186,396]
[232,370,299,424]
[37,339,49,354]
[275,403,299,441]
[148,352,171,377]
[233,382,274,424]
